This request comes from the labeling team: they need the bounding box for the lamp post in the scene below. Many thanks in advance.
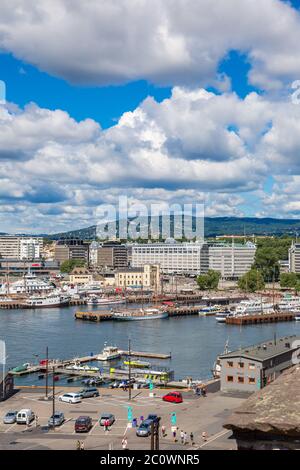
[45,346,49,399]
[128,339,132,401]
[52,365,56,429]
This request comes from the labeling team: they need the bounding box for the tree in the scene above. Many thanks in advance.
[280,273,299,289]
[238,269,265,293]
[254,247,280,282]
[197,270,221,290]
[60,259,85,274]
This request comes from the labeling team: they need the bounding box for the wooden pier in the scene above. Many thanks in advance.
[75,311,114,321]
[226,311,296,325]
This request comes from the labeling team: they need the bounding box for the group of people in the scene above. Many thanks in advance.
[194,386,207,397]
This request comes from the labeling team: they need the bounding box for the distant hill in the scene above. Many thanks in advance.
[47,217,300,240]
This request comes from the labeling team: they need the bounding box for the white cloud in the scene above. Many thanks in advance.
[0,0,300,89]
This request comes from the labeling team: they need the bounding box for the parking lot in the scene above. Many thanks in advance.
[0,387,247,450]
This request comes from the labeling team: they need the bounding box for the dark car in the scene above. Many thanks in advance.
[147,414,159,424]
[136,419,153,437]
[75,416,93,433]
[162,391,183,403]
[78,388,99,398]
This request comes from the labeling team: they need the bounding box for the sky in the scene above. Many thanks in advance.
[1,0,300,233]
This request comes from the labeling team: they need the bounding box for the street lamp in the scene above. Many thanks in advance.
[52,365,56,429]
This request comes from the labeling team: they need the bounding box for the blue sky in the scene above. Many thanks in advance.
[1,0,300,233]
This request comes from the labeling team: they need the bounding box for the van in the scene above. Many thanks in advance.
[16,409,35,424]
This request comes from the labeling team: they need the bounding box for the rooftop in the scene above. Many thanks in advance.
[224,365,300,437]
[219,335,300,362]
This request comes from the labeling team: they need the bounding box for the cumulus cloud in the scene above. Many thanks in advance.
[0,0,300,90]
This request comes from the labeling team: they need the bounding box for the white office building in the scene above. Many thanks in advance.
[131,239,209,275]
[289,243,300,273]
[208,242,256,279]
[0,235,43,260]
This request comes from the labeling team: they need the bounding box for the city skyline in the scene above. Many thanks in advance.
[1,1,300,233]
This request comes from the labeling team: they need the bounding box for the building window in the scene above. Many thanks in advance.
[249,363,256,370]
[248,377,256,385]
[238,362,245,369]
[238,377,244,384]
[227,376,234,383]
[227,361,234,368]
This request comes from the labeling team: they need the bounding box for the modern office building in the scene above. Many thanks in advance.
[115,264,160,290]
[131,240,209,275]
[219,335,300,393]
[0,236,43,260]
[96,242,128,269]
[208,241,256,279]
[54,239,89,265]
[288,242,300,273]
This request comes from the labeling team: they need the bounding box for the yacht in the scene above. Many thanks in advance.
[87,295,125,306]
[97,345,121,361]
[0,272,54,295]
[234,299,273,315]
[112,307,168,321]
[199,305,223,316]
[26,293,70,308]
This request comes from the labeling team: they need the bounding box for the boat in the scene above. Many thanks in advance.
[0,271,55,295]
[87,295,125,306]
[97,345,121,361]
[215,311,233,323]
[199,305,223,316]
[66,363,100,372]
[277,296,300,311]
[124,359,151,368]
[112,308,168,321]
[11,363,30,373]
[234,299,274,315]
[295,313,300,321]
[26,293,70,308]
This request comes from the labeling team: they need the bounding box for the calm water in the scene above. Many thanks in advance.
[1,305,299,385]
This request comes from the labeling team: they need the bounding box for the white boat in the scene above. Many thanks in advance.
[87,295,125,306]
[234,299,273,315]
[26,293,70,308]
[295,313,300,321]
[215,312,233,323]
[97,345,121,361]
[199,305,223,316]
[278,296,300,311]
[0,272,54,295]
[113,308,168,321]
[66,363,100,372]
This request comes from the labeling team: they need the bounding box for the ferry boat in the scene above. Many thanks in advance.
[87,295,125,306]
[112,308,168,321]
[26,293,70,308]
[97,345,120,361]
[0,272,54,295]
[234,299,273,315]
[215,311,233,323]
[277,296,300,311]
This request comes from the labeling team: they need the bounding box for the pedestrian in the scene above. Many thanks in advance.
[183,432,188,445]
[190,432,194,445]
[202,387,207,397]
[76,440,81,451]
[172,429,177,442]
[80,441,85,450]
[122,437,128,450]
[161,424,166,437]
[104,419,109,432]
[35,414,39,428]
[180,430,184,444]
[202,431,208,442]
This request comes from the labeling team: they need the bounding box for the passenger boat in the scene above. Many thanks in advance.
[26,293,70,308]
[234,299,273,315]
[87,295,125,306]
[0,271,54,295]
[112,308,168,321]
[198,305,223,316]
[97,345,120,361]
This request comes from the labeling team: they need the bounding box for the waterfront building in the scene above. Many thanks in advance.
[219,335,300,393]
[0,372,14,402]
[288,242,300,273]
[96,242,128,269]
[208,241,256,279]
[224,365,300,450]
[54,239,89,265]
[0,259,60,277]
[69,267,94,285]
[115,264,160,290]
[0,236,43,260]
[131,240,209,275]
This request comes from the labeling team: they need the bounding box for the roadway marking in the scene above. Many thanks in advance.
[191,429,231,449]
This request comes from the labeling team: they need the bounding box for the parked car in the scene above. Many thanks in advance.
[3,411,18,424]
[147,414,159,424]
[119,378,135,389]
[58,392,82,404]
[16,409,35,424]
[136,419,153,437]
[99,413,115,426]
[78,388,99,398]
[162,391,183,403]
[75,416,93,433]
[48,412,65,427]
[110,380,121,389]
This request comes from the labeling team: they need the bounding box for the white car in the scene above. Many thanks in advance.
[58,393,82,404]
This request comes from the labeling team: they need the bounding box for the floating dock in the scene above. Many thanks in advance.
[226,311,296,325]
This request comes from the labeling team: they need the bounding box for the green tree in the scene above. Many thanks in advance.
[280,273,299,289]
[197,270,221,290]
[254,247,280,282]
[60,259,85,274]
[238,269,265,293]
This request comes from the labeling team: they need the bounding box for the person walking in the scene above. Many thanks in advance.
[183,432,188,445]
[122,436,128,450]
[80,441,85,451]
[161,424,166,437]
[104,419,109,432]
[180,430,184,445]
[190,432,194,445]
[202,431,208,443]
[35,414,39,428]
[76,440,81,451]
[172,428,177,442]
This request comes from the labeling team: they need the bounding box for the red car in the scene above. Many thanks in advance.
[162,391,183,403]
[75,416,93,433]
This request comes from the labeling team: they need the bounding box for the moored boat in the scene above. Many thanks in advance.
[97,345,121,361]
[112,308,168,321]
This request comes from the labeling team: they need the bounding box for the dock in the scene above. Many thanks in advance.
[226,311,296,325]
[75,311,114,321]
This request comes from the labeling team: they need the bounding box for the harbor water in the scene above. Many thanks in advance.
[1,304,299,386]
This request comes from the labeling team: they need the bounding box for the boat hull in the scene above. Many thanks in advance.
[113,312,168,321]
